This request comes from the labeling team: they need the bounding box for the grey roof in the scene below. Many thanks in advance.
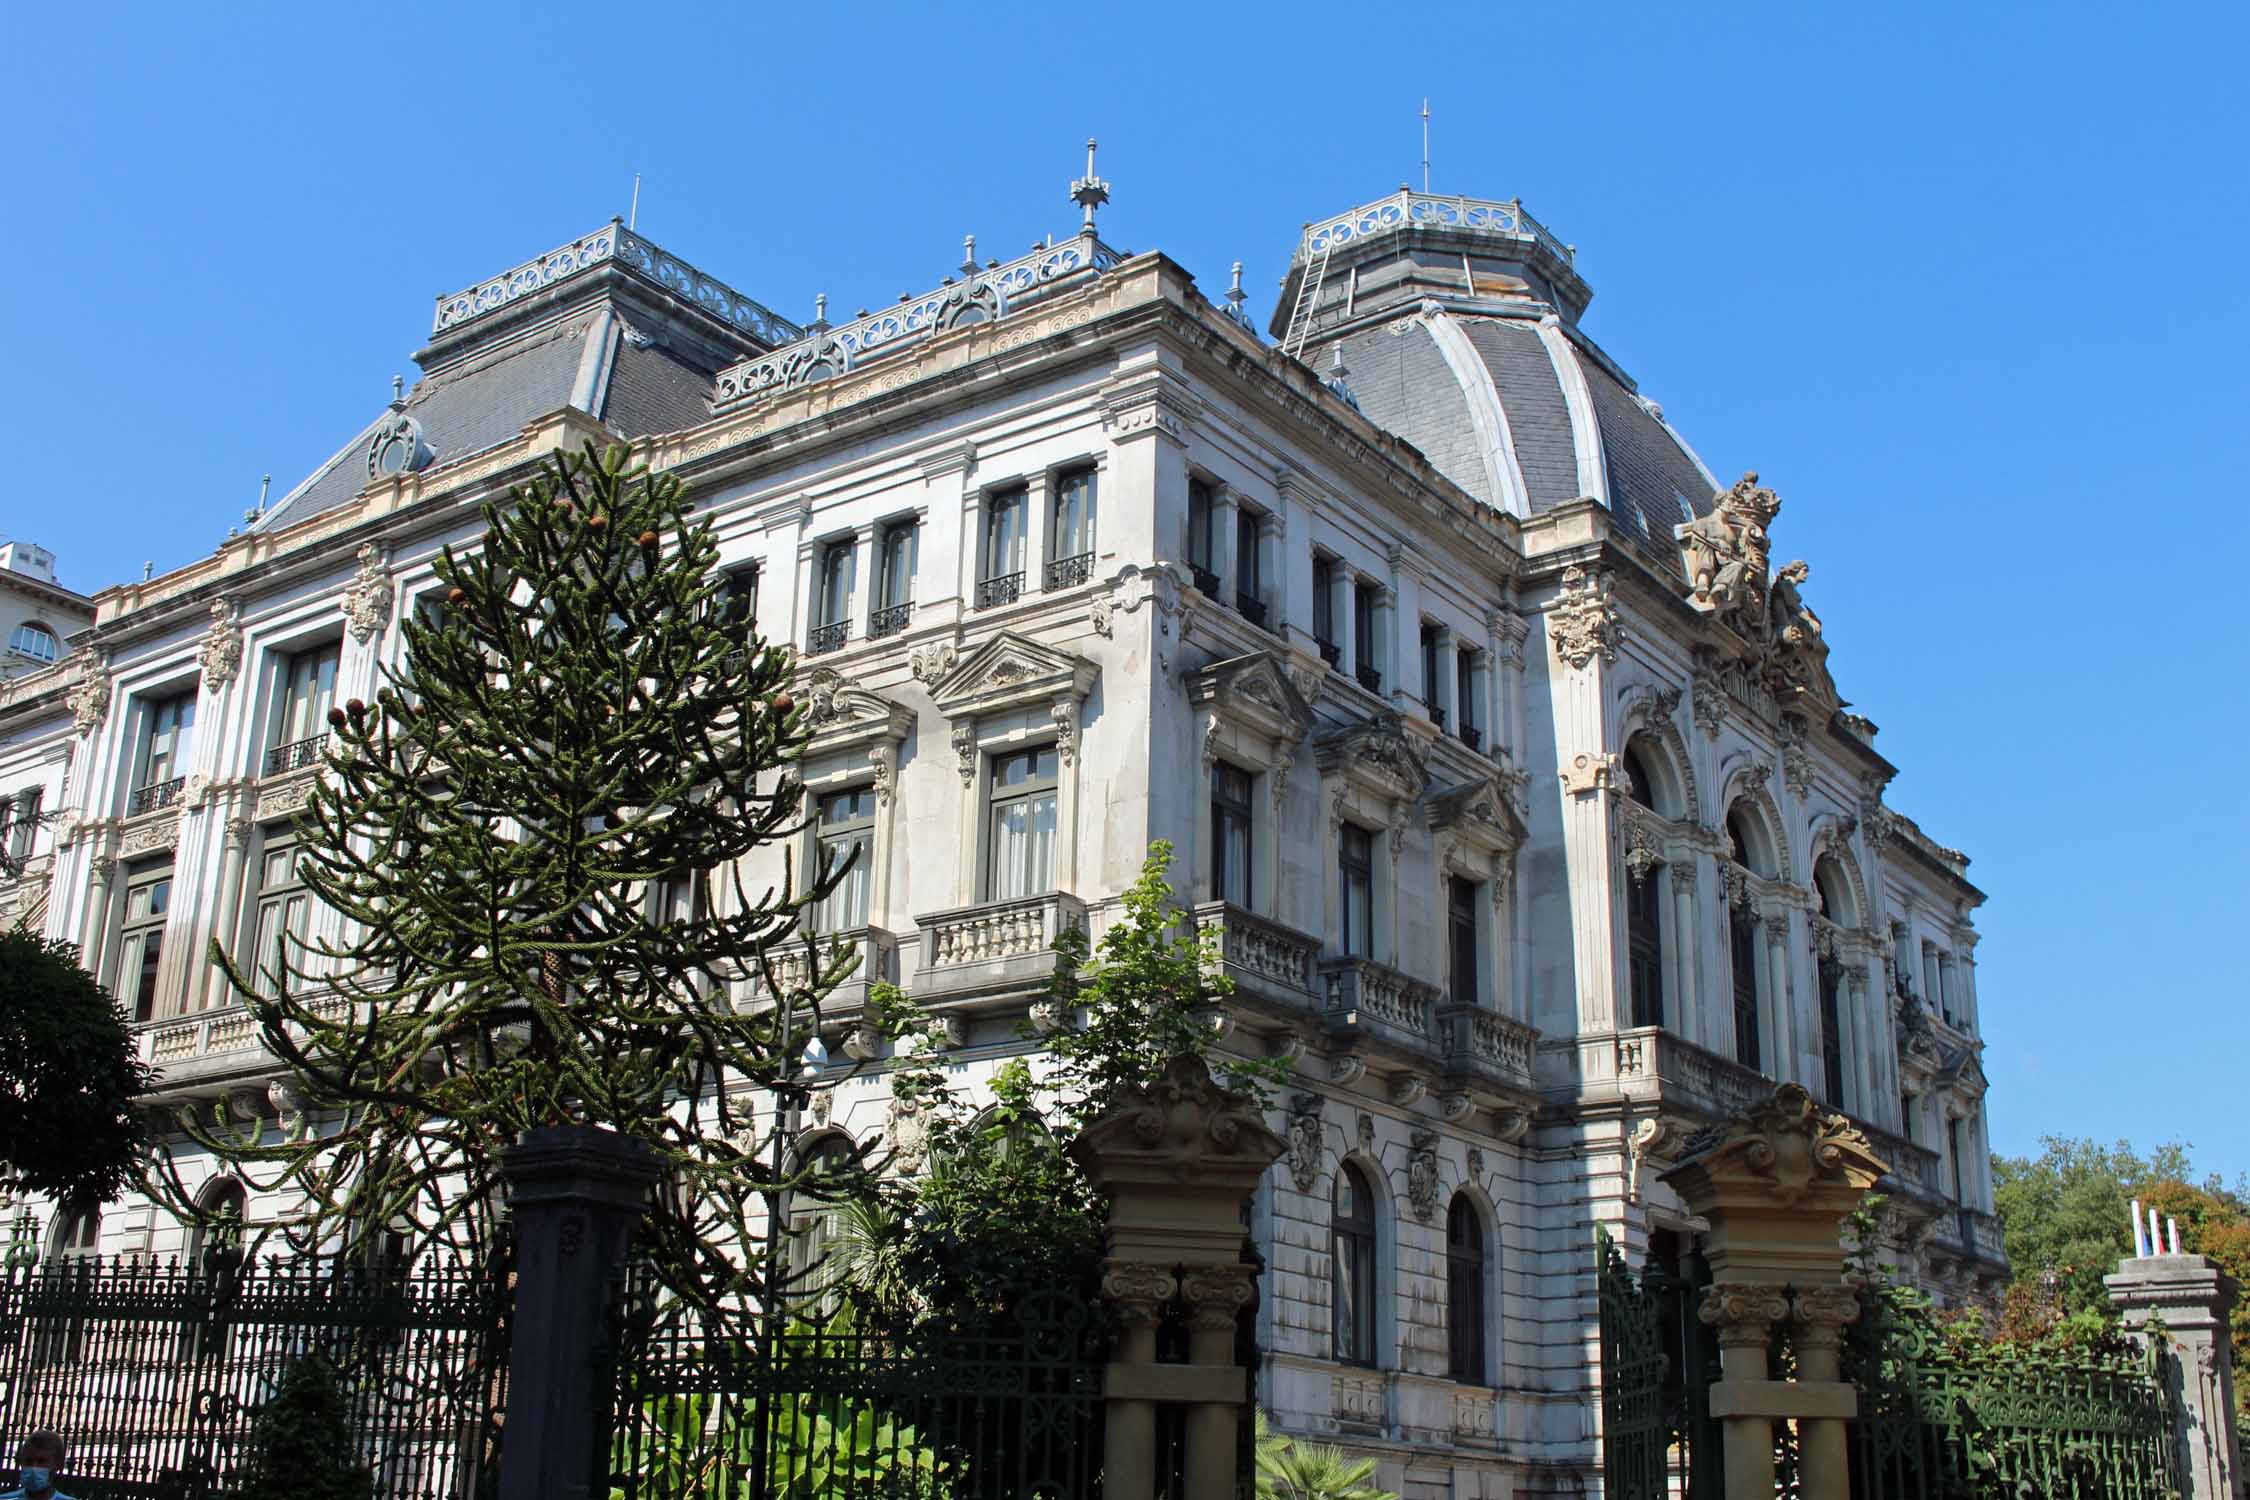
[1462,320,1581,512]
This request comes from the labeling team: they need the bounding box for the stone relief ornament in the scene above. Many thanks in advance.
[950,721,977,785]
[67,660,111,736]
[1690,667,1724,739]
[1560,751,1623,798]
[867,743,895,807]
[1549,565,1621,669]
[1286,1094,1325,1193]
[804,668,847,725]
[197,598,243,690]
[1388,1074,1426,1108]
[909,642,957,685]
[885,1096,927,1171]
[1406,1129,1440,1221]
[1356,1112,1376,1152]
[340,544,392,645]
[266,1080,308,1137]
[1051,699,1079,767]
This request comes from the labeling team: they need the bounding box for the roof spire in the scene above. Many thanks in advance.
[1226,261,1248,316]
[390,374,404,407]
[1421,99,1431,194]
[1070,138,1110,236]
[961,235,979,276]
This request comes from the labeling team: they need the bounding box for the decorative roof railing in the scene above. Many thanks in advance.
[431,222,804,348]
[1295,191,1574,269]
[713,231,1122,409]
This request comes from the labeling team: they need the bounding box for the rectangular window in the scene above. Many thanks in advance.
[6,786,41,861]
[716,562,760,628]
[1212,762,1253,909]
[117,859,173,1023]
[1235,508,1263,621]
[1730,910,1762,1070]
[274,643,340,759]
[1420,623,1442,726]
[248,830,312,998]
[1457,649,1481,746]
[1187,480,1215,572]
[1052,469,1097,563]
[810,539,854,655]
[654,870,702,927]
[980,488,1028,607]
[139,692,197,789]
[1819,959,1847,1106]
[986,747,1059,900]
[1627,869,1665,1028]
[1448,876,1480,1005]
[1312,555,1336,648]
[815,787,877,932]
[1340,825,1375,958]
[1353,583,1381,693]
[873,522,917,634]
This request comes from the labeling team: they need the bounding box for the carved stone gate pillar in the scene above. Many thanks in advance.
[2106,1250,2242,1500]
[1660,1084,1887,1500]
[1071,1056,1286,1500]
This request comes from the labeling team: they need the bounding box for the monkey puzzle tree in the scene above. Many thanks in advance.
[148,441,868,1314]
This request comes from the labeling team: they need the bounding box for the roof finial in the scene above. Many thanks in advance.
[142,561,153,581]
[1070,138,1110,236]
[1226,260,1247,315]
[812,293,828,333]
[390,374,404,406]
[961,234,979,276]
[1421,99,1431,194]
[629,172,642,232]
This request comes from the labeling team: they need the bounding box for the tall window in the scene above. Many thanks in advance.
[815,787,877,931]
[1051,469,1097,569]
[9,622,58,663]
[811,539,854,653]
[273,642,340,764]
[1332,1164,1377,1367]
[1312,555,1338,656]
[38,1204,100,1364]
[248,828,311,998]
[873,521,917,634]
[1420,624,1442,724]
[1187,479,1216,576]
[1212,763,1253,908]
[1729,909,1762,1070]
[50,1204,99,1266]
[118,859,173,1023]
[1626,868,1665,1029]
[1446,1195,1487,1383]
[5,785,42,862]
[138,691,197,794]
[1819,957,1846,1106]
[1339,825,1375,958]
[716,562,760,627]
[1448,876,1480,1005]
[980,487,1028,607]
[788,1136,856,1301]
[1456,649,1481,746]
[987,747,1058,900]
[1352,582,1381,692]
[1235,507,1264,621]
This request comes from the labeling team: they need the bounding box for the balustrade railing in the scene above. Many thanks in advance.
[806,620,850,657]
[868,601,914,639]
[1439,1004,1538,1087]
[1319,956,1436,1042]
[1044,552,1095,590]
[1193,902,1319,999]
[129,777,185,817]
[265,734,326,776]
[976,573,1024,609]
[916,892,1087,992]
[1295,190,1575,270]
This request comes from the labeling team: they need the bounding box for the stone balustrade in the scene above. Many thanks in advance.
[1192,901,1320,1003]
[1438,1004,1538,1090]
[1318,956,1437,1048]
[914,891,1087,1003]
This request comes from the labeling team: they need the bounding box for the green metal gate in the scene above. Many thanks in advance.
[1597,1229,1720,1500]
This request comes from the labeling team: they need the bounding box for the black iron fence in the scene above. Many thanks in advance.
[1595,1229,1716,1499]
[598,1275,1106,1500]
[0,1248,512,1500]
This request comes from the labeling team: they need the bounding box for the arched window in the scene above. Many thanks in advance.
[192,1179,248,1270]
[1622,739,1666,816]
[9,622,58,663]
[787,1135,856,1301]
[1818,953,1847,1106]
[49,1203,99,1265]
[1446,1195,1488,1383]
[1725,804,1777,879]
[1331,1164,1378,1367]
[1814,855,1856,928]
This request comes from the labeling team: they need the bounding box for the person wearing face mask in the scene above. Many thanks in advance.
[2,1431,70,1500]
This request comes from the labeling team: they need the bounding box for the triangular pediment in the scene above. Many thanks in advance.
[800,666,912,752]
[1315,712,1428,800]
[1425,776,1527,852]
[930,630,1097,719]
[1189,651,1313,743]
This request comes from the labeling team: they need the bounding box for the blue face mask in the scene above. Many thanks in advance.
[18,1468,51,1493]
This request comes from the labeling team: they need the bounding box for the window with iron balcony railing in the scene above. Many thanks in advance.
[1188,563,1220,597]
[130,778,185,817]
[807,621,850,657]
[1317,639,1341,668]
[976,573,1024,609]
[1354,661,1383,695]
[1044,553,1094,590]
[1462,727,1483,752]
[1235,593,1268,628]
[264,736,325,777]
[869,602,914,639]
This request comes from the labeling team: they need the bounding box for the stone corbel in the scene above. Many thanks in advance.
[1562,751,1624,798]
[1328,1051,1368,1087]
[1491,1107,1532,1144]
[1438,1091,1474,1124]
[1388,1074,1427,1108]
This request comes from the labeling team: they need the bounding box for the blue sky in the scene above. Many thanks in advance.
[5,3,2243,1177]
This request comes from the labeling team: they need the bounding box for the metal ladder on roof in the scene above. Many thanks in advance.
[1281,242,1332,363]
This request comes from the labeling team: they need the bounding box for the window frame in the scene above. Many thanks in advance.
[985,745,1061,901]
[1448,874,1481,1006]
[1445,1195,1488,1384]
[117,857,174,1023]
[1625,863,1665,1029]
[1331,1163,1379,1368]
[1051,467,1098,565]
[137,689,197,790]
[1352,581,1381,691]
[813,785,879,933]
[1339,824,1375,959]
[1312,554,1337,646]
[1187,479,1216,572]
[9,621,58,663]
[1234,505,1262,609]
[5,785,42,862]
[1211,761,1254,910]
[1819,956,1847,1106]
[1729,907,1762,1071]
[246,825,313,1000]
[274,641,342,750]
[875,520,918,616]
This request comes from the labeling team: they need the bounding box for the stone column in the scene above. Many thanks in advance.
[1371,587,1396,696]
[2106,1252,2241,1500]
[1256,511,1284,624]
[1071,1057,1285,1500]
[1433,626,1458,729]
[199,815,253,1011]
[1468,649,1493,747]
[1672,869,1698,1043]
[1792,1284,1862,1496]
[1699,1282,1792,1498]
[1211,485,1240,602]
[1764,917,1794,1084]
[496,1125,660,1500]
[1330,570,1357,680]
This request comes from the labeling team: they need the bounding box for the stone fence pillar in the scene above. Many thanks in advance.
[1658,1084,1887,1500]
[2106,1251,2241,1500]
[1070,1056,1286,1500]
[496,1124,660,1500]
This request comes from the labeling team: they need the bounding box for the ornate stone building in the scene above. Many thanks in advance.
[0,170,2003,1494]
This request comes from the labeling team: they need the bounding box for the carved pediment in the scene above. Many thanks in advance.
[1424,776,1526,856]
[929,630,1097,720]
[1189,651,1312,744]
[798,667,913,754]
[1315,712,1427,801]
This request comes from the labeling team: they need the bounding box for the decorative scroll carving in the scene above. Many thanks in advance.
[1690,665,1724,739]
[1406,1129,1440,1221]
[197,599,243,689]
[1697,1282,1793,1349]
[909,642,957,685]
[1181,1265,1257,1330]
[1287,1094,1324,1192]
[951,721,977,785]
[341,545,392,644]
[1549,564,1620,669]
[67,661,110,735]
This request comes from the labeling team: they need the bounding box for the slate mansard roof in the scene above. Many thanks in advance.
[1273,191,1721,541]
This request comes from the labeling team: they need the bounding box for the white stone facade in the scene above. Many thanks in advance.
[0,187,2003,1495]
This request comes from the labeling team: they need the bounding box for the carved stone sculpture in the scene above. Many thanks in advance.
[1286,1094,1324,1192]
[67,661,110,736]
[197,598,243,690]
[1549,565,1621,669]
[1675,473,1780,622]
[340,544,392,645]
[1406,1128,1440,1221]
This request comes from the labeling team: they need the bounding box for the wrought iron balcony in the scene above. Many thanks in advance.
[806,621,850,657]
[1461,726,1483,752]
[976,573,1024,609]
[1317,639,1341,668]
[868,602,914,639]
[264,735,326,777]
[1235,594,1268,628]
[129,778,185,817]
[1044,552,1095,590]
[1431,706,1447,731]
[1188,563,1220,597]
[1353,662,1383,695]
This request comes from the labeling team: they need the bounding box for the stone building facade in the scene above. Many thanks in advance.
[0,175,2004,1495]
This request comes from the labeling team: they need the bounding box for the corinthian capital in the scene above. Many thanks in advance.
[1697,1282,1792,1349]
[1180,1265,1257,1330]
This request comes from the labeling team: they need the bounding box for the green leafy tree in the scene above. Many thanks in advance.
[0,928,155,1207]
[147,441,870,1313]
[234,1356,374,1500]
[1254,1411,1395,1500]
